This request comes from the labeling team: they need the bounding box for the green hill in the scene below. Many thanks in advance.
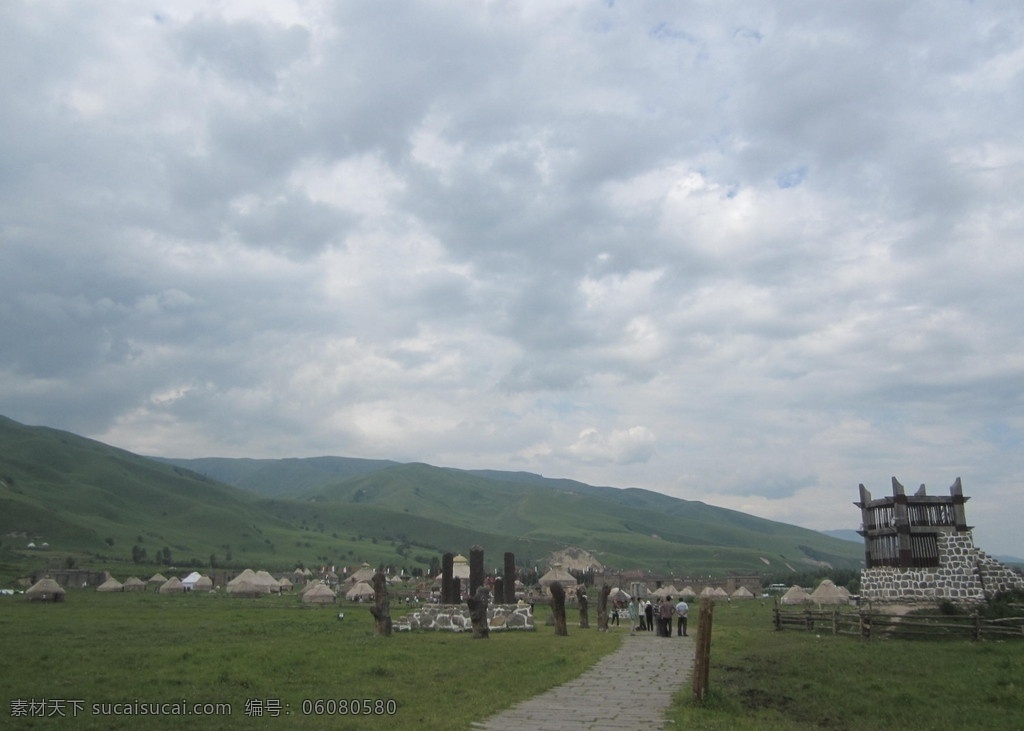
[0,415,863,581]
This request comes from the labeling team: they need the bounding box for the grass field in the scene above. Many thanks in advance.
[0,590,619,730]
[668,600,1024,731]
[4,591,1023,730]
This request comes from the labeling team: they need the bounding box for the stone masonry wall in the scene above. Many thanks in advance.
[861,531,1024,603]
[395,604,534,632]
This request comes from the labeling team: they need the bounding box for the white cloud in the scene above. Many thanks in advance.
[3,1,1024,556]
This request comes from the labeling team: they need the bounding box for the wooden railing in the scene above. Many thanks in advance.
[772,606,1024,641]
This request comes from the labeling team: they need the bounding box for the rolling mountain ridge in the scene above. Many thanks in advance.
[1,414,864,578]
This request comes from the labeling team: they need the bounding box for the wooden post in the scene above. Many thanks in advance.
[369,571,392,637]
[550,581,568,636]
[596,584,611,631]
[503,552,516,604]
[469,545,485,597]
[860,609,872,640]
[692,598,714,702]
[441,552,455,604]
[576,585,590,628]
[466,585,490,639]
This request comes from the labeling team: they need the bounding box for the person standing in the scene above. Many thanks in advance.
[674,597,689,636]
[659,597,675,637]
[644,599,654,632]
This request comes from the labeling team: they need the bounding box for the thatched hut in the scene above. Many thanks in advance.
[226,579,261,598]
[810,579,850,605]
[302,583,337,605]
[255,570,282,593]
[538,563,577,591]
[26,577,66,602]
[159,577,185,594]
[123,576,147,592]
[345,581,375,601]
[97,577,123,592]
[347,563,376,585]
[731,586,755,600]
[192,575,214,592]
[780,585,813,605]
[147,573,168,591]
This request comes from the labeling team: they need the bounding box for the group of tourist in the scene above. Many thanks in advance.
[627,596,688,637]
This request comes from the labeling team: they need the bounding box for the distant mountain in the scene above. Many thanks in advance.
[822,529,862,544]
[164,457,865,574]
[1,414,864,578]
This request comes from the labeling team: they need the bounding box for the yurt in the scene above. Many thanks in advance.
[26,577,66,602]
[158,577,185,594]
[255,570,282,593]
[345,581,375,601]
[348,563,376,585]
[538,563,577,591]
[679,586,698,600]
[810,579,849,605]
[731,586,755,600]
[780,585,813,605]
[97,577,123,592]
[278,576,294,592]
[192,575,214,592]
[699,586,719,598]
[147,573,168,591]
[226,579,261,598]
[228,569,272,595]
[181,571,203,591]
[608,587,630,602]
[123,576,147,592]
[302,583,337,605]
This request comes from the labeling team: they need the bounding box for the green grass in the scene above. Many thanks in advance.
[668,600,1024,730]
[1,414,864,579]
[0,590,620,730]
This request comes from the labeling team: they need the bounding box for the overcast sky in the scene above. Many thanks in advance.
[3,1,1023,556]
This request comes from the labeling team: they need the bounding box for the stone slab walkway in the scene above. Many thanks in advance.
[470,629,694,731]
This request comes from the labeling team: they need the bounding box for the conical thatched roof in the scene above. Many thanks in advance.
[97,577,123,592]
[256,570,282,592]
[302,583,337,605]
[679,586,697,599]
[810,579,849,605]
[148,573,168,584]
[227,569,274,594]
[538,563,577,588]
[26,577,66,602]
[780,585,812,605]
[347,563,376,584]
[345,581,375,601]
[699,586,719,598]
[123,576,147,592]
[731,586,755,599]
[226,579,261,598]
[192,575,214,592]
[159,577,185,594]
[278,576,294,591]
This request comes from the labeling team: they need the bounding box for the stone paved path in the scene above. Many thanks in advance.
[470,629,694,731]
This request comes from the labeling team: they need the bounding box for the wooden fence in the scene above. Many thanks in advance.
[773,605,1024,641]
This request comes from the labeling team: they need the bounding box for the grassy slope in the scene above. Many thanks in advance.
[1,415,863,579]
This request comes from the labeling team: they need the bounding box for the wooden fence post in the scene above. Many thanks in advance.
[550,581,568,636]
[692,598,714,703]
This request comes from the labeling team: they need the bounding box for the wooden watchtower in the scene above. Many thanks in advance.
[855,477,971,569]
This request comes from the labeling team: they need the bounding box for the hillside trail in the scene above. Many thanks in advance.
[470,627,695,731]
